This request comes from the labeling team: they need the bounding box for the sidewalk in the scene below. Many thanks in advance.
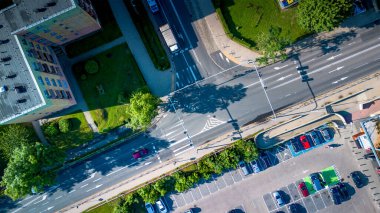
[62,74,380,212]
[108,0,172,97]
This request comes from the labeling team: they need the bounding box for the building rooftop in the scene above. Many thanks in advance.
[2,0,74,33]
[0,0,75,123]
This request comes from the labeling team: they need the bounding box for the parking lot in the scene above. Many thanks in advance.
[170,128,376,213]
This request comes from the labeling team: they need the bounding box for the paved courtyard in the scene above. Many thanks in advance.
[165,128,377,213]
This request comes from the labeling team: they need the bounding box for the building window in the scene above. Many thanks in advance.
[32,62,39,71]
[36,44,41,50]
[62,80,68,88]
[57,79,62,87]
[43,90,50,98]
[45,77,51,86]
[43,46,47,52]
[49,89,55,98]
[55,90,62,98]
[65,91,72,99]
[43,29,50,33]
[51,79,57,86]
[38,76,44,85]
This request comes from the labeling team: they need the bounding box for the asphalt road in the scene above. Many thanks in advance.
[5,1,380,212]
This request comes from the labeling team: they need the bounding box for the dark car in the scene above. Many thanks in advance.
[337,183,349,200]
[300,135,311,149]
[132,148,148,159]
[320,128,331,141]
[298,182,309,197]
[260,152,272,168]
[290,138,303,152]
[350,171,364,188]
[330,186,342,205]
[310,173,325,191]
[309,131,322,145]
[288,203,298,213]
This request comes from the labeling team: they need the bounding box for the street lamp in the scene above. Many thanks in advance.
[249,60,277,119]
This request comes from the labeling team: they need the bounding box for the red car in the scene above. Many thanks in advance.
[298,182,309,197]
[300,135,311,149]
[132,148,148,159]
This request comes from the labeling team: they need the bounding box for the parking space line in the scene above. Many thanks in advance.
[189,188,196,202]
[318,191,327,208]
[193,186,203,200]
[171,195,179,209]
[180,193,187,205]
[221,173,230,186]
[228,171,238,183]
[204,180,212,195]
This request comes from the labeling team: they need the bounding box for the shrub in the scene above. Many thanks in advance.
[58,119,71,133]
[84,60,99,74]
[43,123,59,137]
[117,92,128,104]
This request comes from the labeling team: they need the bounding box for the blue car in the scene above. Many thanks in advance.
[310,173,325,191]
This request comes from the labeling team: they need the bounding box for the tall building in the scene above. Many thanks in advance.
[0,0,101,124]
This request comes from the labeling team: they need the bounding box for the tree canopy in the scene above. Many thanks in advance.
[256,26,289,65]
[125,90,160,130]
[1,142,65,200]
[297,0,353,32]
[0,124,36,161]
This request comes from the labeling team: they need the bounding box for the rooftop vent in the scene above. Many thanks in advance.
[14,86,26,93]
[34,8,47,13]
[16,98,27,104]
[0,86,8,93]
[46,2,57,7]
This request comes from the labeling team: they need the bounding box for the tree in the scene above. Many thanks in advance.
[173,172,193,193]
[125,90,160,130]
[233,139,259,162]
[256,26,289,65]
[0,124,35,161]
[153,177,174,196]
[216,148,239,170]
[297,0,353,32]
[84,60,99,74]
[137,184,160,203]
[58,119,71,133]
[113,193,140,213]
[43,123,59,137]
[1,142,65,200]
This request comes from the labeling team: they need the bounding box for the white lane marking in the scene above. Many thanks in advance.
[55,196,62,200]
[83,173,95,182]
[167,130,185,141]
[328,66,344,73]
[166,121,184,130]
[348,42,356,46]
[304,58,316,64]
[353,62,369,69]
[341,76,348,80]
[69,190,76,194]
[42,202,49,206]
[274,64,289,70]
[80,184,89,188]
[163,130,177,137]
[302,170,309,174]
[153,146,162,163]
[108,159,116,164]
[226,57,230,63]
[285,93,292,97]
[47,206,54,211]
[144,161,152,166]
[243,81,260,89]
[175,72,180,79]
[201,117,226,132]
[86,184,103,192]
[105,162,137,176]
[219,52,223,59]
[327,53,342,61]
[93,178,102,182]
[174,146,194,156]
[276,74,294,81]
[271,43,380,90]
[188,66,197,81]
[167,137,188,148]
[173,143,192,153]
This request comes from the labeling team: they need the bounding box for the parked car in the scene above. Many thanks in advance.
[184,209,193,213]
[309,131,322,145]
[251,161,261,173]
[260,152,272,168]
[238,161,250,176]
[290,138,303,152]
[300,135,311,149]
[310,173,325,191]
[272,191,285,206]
[156,198,168,213]
[132,148,148,159]
[320,128,331,141]
[350,171,364,188]
[336,183,349,200]
[298,182,309,197]
[330,186,342,205]
[288,203,298,213]
[145,203,155,213]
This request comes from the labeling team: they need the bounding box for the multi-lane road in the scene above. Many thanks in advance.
[5,0,380,212]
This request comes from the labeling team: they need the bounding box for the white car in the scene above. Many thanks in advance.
[156,198,168,213]
[145,203,155,213]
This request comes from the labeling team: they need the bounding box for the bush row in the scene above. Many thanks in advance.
[112,139,258,212]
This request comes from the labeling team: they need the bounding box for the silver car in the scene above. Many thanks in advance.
[320,128,331,141]
[156,198,168,213]
[272,191,285,206]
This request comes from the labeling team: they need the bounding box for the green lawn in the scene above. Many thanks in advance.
[85,197,145,213]
[65,0,122,57]
[124,0,170,71]
[43,111,94,151]
[72,43,146,133]
[303,176,316,195]
[321,166,340,186]
[213,0,309,49]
